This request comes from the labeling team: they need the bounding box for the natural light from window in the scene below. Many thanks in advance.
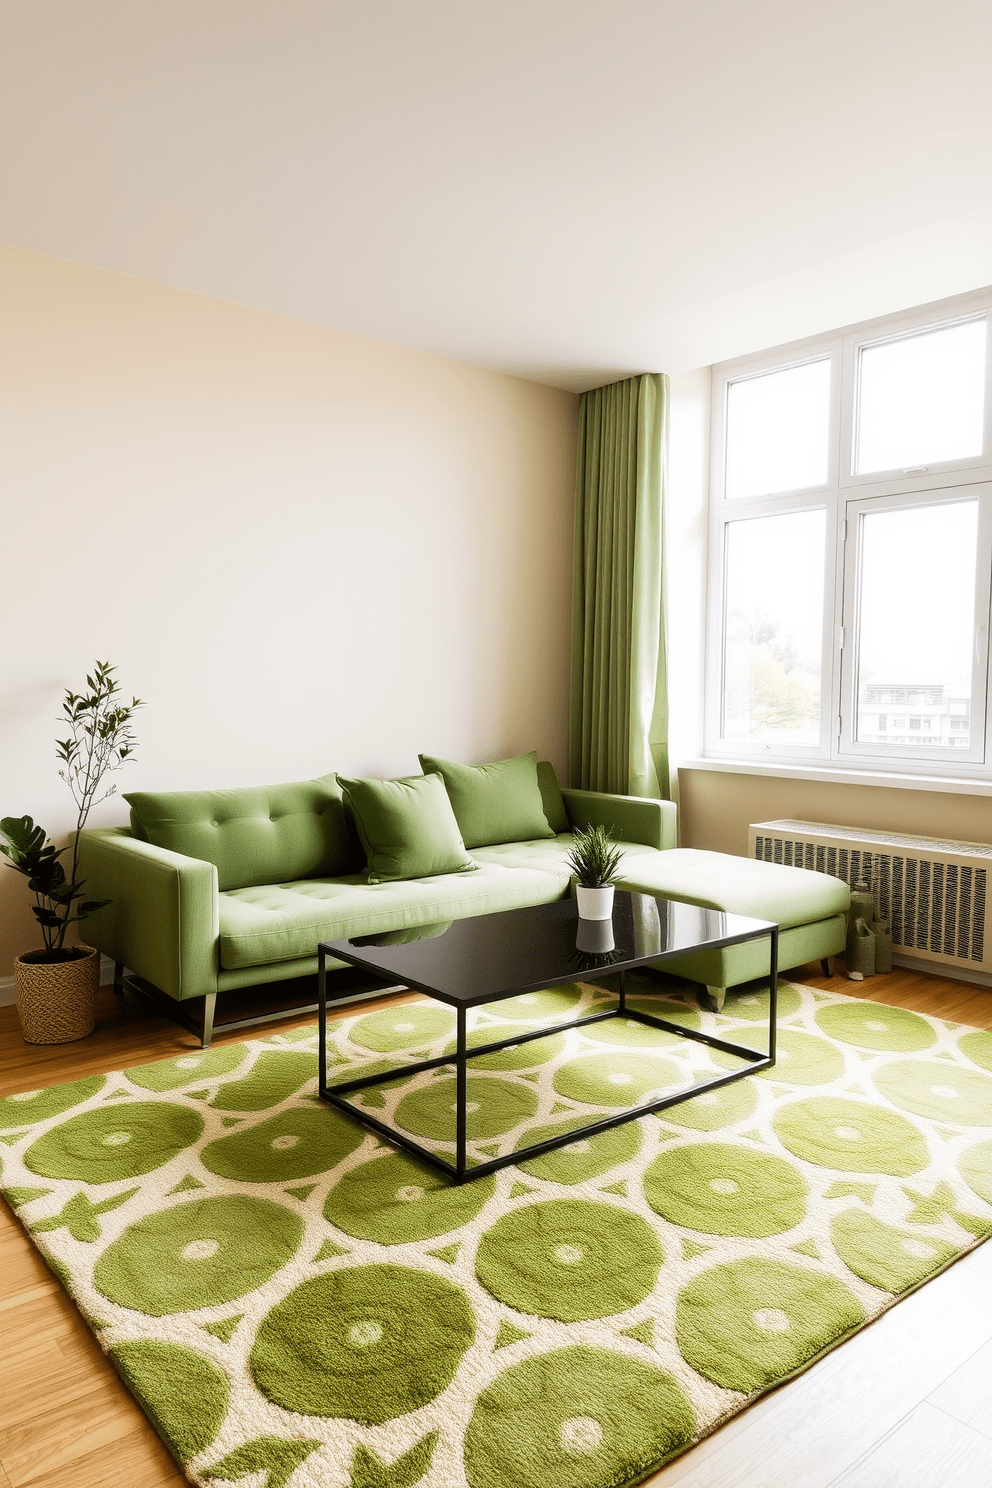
[854,500,978,749]
[725,359,830,499]
[722,509,825,745]
[856,320,987,474]
[710,292,992,775]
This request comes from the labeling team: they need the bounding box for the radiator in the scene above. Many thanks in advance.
[748,819,992,978]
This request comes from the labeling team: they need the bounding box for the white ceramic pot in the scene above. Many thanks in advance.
[575,884,615,921]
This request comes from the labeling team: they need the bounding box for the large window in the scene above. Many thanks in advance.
[706,290,992,777]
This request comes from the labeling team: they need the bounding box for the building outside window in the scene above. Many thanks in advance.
[705,288,992,778]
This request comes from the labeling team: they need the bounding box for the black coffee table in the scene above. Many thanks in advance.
[318,890,778,1183]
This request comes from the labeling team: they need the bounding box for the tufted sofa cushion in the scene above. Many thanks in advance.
[471,834,660,875]
[124,774,361,892]
[217,860,571,969]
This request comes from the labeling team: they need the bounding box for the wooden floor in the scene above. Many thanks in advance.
[1,964,991,1488]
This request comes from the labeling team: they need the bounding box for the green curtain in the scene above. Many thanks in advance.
[569,372,670,798]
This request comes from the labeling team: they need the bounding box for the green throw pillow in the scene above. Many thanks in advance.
[124,774,361,891]
[537,759,570,835]
[418,750,555,849]
[339,773,478,884]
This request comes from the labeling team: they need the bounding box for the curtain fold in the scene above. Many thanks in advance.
[569,372,670,799]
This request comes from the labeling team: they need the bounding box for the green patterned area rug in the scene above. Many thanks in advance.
[3,979,992,1488]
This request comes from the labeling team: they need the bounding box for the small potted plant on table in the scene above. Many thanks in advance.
[567,823,623,920]
[1,662,142,1043]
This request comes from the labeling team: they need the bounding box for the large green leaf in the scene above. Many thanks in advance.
[31,907,64,928]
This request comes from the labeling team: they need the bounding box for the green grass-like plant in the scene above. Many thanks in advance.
[565,823,623,888]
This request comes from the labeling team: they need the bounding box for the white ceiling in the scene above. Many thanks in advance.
[4,1,992,390]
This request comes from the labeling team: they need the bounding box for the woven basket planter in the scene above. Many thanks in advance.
[14,946,99,1044]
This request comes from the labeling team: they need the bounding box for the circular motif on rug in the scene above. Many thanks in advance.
[348,1005,454,1053]
[958,1030,992,1075]
[125,1045,248,1092]
[489,986,585,1021]
[0,1075,106,1130]
[872,1059,992,1126]
[814,1001,936,1053]
[725,985,802,1022]
[201,1105,364,1183]
[553,1052,682,1107]
[110,1341,229,1462]
[395,1075,538,1141]
[23,1102,204,1183]
[325,1151,496,1242]
[773,1096,929,1175]
[515,1117,642,1185]
[475,1199,663,1320]
[463,1345,695,1488]
[442,1023,566,1070]
[626,996,703,1031]
[580,1009,698,1049]
[658,1077,758,1132]
[209,1051,317,1112]
[94,1196,303,1315]
[713,1029,845,1085]
[249,1264,475,1422]
[676,1257,865,1392]
[644,1143,807,1238]
[959,1138,992,1204]
[830,1207,958,1294]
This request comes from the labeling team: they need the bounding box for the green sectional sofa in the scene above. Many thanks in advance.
[77,763,848,1045]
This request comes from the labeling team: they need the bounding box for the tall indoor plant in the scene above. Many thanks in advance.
[1,661,143,1043]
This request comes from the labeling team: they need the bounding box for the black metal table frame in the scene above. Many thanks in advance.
[317,919,779,1184]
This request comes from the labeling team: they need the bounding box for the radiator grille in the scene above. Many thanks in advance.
[749,819,990,971]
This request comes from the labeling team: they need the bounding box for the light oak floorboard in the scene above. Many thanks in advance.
[0,1340,64,1388]
[927,1337,992,1439]
[0,1386,154,1486]
[831,1400,992,1488]
[0,965,989,1488]
[6,1428,183,1488]
[0,1348,138,1434]
[0,1284,86,1354]
[0,1280,60,1316]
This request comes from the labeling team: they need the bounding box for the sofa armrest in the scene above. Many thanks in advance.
[76,828,219,1001]
[561,790,677,852]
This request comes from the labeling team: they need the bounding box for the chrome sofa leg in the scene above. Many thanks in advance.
[700,985,727,1013]
[820,957,833,977]
[201,993,217,1049]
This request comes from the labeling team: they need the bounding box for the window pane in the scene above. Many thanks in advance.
[854,501,978,749]
[856,320,986,474]
[725,360,830,499]
[722,509,825,744]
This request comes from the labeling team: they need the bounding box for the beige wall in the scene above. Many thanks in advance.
[1,247,577,976]
[679,768,992,856]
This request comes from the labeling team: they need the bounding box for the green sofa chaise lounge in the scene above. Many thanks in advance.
[77,764,849,1046]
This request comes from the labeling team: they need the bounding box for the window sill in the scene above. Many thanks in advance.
[679,758,992,797]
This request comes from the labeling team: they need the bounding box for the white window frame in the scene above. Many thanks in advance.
[705,286,992,780]
[838,485,992,767]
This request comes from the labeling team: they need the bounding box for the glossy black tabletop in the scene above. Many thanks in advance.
[321,891,775,1007]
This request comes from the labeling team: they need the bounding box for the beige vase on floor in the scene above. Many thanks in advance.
[14,946,99,1043]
